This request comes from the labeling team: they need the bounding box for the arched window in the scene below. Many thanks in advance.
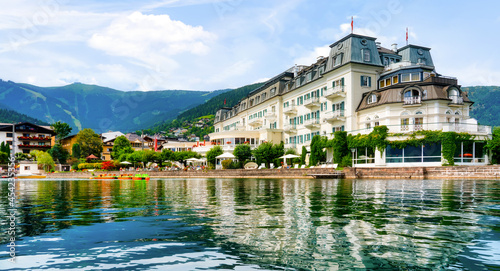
[455,111,461,115]
[367,94,377,104]
[448,88,459,98]
[415,111,423,115]
[374,115,380,127]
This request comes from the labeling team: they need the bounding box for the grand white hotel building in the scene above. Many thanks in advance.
[208,34,492,167]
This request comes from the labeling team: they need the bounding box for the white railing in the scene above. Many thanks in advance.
[304,97,320,106]
[283,124,297,133]
[449,95,464,105]
[403,96,421,105]
[324,86,344,97]
[324,110,345,119]
[283,105,297,114]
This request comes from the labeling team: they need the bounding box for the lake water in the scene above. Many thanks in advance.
[0,178,499,270]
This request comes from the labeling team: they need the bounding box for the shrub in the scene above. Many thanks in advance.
[78,162,103,170]
[101,161,118,171]
[221,159,233,169]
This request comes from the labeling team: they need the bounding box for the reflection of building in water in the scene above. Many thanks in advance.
[177,179,485,270]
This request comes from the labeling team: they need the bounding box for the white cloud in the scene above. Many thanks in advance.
[293,45,330,66]
[89,12,216,62]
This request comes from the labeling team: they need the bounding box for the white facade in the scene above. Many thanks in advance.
[209,34,492,167]
[0,122,54,155]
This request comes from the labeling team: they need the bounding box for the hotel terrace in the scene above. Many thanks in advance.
[208,33,492,167]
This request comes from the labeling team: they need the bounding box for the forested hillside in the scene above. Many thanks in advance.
[0,79,229,133]
[0,108,48,125]
[147,82,264,134]
[465,86,500,127]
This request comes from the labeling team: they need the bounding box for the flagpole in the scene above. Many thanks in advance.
[406,27,408,46]
[351,16,353,34]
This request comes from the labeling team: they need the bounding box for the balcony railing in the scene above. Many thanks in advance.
[248,118,263,127]
[323,110,345,123]
[18,144,51,148]
[304,118,320,129]
[449,95,464,106]
[265,112,277,120]
[324,86,345,99]
[403,96,421,106]
[283,124,297,133]
[304,97,320,108]
[283,105,297,115]
[17,136,51,141]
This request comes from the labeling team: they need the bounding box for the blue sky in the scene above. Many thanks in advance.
[0,0,499,91]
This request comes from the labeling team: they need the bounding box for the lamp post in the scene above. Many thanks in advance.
[351,148,356,167]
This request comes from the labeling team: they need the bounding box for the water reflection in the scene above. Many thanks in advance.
[0,178,499,270]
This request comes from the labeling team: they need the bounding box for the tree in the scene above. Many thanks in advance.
[0,142,10,157]
[487,127,500,164]
[0,151,8,164]
[233,144,252,162]
[300,146,307,165]
[51,121,72,144]
[252,142,284,167]
[37,152,55,172]
[206,145,223,167]
[332,131,349,165]
[72,143,82,159]
[111,135,133,159]
[173,150,200,166]
[161,149,174,162]
[309,135,326,166]
[75,128,103,158]
[48,144,70,164]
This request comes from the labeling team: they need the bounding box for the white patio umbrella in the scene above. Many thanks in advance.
[120,161,132,165]
[215,153,237,169]
[278,154,300,166]
[186,157,200,165]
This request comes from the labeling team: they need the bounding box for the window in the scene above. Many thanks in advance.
[367,94,377,104]
[410,72,420,81]
[261,93,267,100]
[422,90,427,100]
[379,80,385,88]
[6,133,12,138]
[401,73,410,82]
[417,58,426,65]
[385,78,391,87]
[401,118,410,131]
[374,116,380,127]
[333,53,342,66]
[250,99,254,106]
[362,49,370,62]
[361,76,371,87]
[392,76,398,84]
[333,78,344,88]
[403,88,421,105]
[306,72,312,81]
[256,96,260,103]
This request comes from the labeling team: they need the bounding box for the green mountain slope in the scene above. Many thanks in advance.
[0,79,229,133]
[464,86,500,127]
[147,82,264,133]
[0,107,49,125]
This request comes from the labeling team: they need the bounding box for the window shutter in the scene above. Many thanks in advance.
[341,125,345,131]
[340,101,345,110]
[341,78,345,86]
[368,77,371,87]
[360,76,364,86]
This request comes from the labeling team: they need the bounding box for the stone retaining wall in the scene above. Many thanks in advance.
[48,165,500,180]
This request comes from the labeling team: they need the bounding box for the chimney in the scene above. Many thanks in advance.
[293,64,298,77]
[391,43,398,51]
[375,42,381,49]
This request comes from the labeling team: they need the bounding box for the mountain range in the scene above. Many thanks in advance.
[0,79,229,133]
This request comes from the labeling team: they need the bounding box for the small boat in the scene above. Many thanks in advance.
[118,174,133,180]
[16,174,46,179]
[90,174,118,180]
[132,174,150,181]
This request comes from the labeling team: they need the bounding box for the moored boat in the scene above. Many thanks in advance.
[132,174,150,180]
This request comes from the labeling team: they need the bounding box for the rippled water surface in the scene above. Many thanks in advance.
[0,178,499,270]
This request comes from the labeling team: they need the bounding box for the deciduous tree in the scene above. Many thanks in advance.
[51,121,72,144]
[76,128,103,158]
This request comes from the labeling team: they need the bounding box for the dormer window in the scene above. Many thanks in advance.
[333,53,343,67]
[367,94,377,104]
[261,93,267,100]
[417,58,426,65]
[403,88,421,105]
[250,99,254,106]
[362,49,370,62]
[448,87,463,104]
[270,87,276,96]
[306,72,312,81]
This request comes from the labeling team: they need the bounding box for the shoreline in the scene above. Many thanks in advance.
[45,165,500,180]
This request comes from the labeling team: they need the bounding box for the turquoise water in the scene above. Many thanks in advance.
[0,178,499,270]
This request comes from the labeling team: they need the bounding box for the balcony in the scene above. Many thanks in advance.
[403,96,421,107]
[304,119,320,129]
[442,123,492,135]
[304,97,320,109]
[323,110,345,123]
[283,124,297,134]
[265,111,277,120]
[18,144,51,149]
[284,143,297,150]
[18,136,51,141]
[400,124,424,133]
[283,105,297,115]
[324,86,345,100]
[248,118,263,127]
[449,95,464,106]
